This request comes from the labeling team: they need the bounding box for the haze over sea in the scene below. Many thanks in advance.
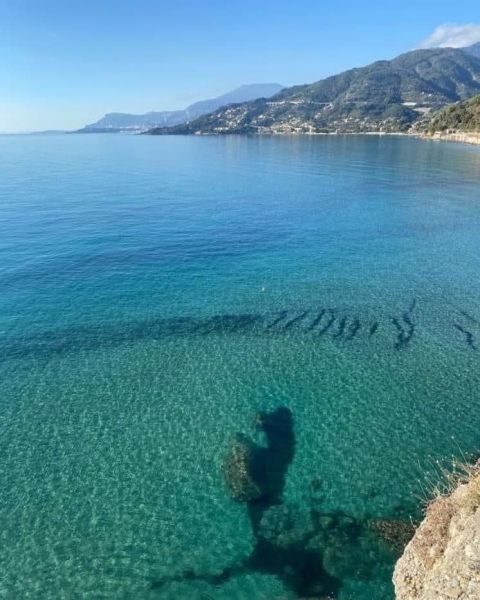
[1,133,480,599]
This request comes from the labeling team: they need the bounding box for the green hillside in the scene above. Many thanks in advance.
[149,48,480,135]
[425,94,480,133]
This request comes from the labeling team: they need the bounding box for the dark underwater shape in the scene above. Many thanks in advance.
[223,407,295,514]
[148,502,406,596]
[454,323,477,350]
[318,310,336,336]
[453,309,480,350]
[391,300,416,350]
[284,310,310,330]
[2,299,477,364]
[220,408,341,596]
[245,535,339,597]
[345,319,361,340]
[306,309,326,331]
[195,313,261,335]
[222,433,267,502]
[150,497,408,597]
[333,317,348,338]
[459,310,480,325]
[152,408,341,598]
[0,312,265,362]
[267,310,288,329]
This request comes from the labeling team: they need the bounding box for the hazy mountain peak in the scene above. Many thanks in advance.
[148,47,480,136]
[78,83,284,133]
[462,41,480,59]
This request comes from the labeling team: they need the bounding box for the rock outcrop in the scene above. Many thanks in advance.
[425,131,480,146]
[394,467,480,600]
[223,433,268,502]
[222,407,295,504]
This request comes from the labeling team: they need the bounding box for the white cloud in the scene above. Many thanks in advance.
[419,23,480,49]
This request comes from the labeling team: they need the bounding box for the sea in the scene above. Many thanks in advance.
[1,133,480,599]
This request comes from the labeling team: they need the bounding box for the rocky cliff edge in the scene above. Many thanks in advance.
[394,465,480,600]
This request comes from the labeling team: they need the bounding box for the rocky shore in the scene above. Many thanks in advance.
[394,464,480,600]
[421,131,480,146]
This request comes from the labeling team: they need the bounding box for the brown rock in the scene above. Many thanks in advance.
[394,470,480,600]
[222,433,267,502]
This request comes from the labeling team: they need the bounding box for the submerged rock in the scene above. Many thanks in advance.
[223,433,267,502]
[369,518,417,554]
[394,466,480,599]
[259,504,315,549]
[223,407,295,504]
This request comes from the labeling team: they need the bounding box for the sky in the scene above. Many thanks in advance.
[0,0,479,132]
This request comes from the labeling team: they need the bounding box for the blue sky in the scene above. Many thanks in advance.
[0,0,479,131]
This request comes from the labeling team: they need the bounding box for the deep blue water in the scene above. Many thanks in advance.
[1,133,480,599]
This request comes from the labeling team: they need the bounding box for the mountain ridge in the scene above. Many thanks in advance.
[148,48,480,136]
[463,41,480,59]
[77,83,284,133]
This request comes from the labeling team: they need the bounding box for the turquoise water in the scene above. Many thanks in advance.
[1,133,480,599]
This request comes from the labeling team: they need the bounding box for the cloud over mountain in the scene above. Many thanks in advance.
[419,23,480,49]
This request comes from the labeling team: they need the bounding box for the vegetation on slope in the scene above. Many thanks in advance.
[425,94,480,133]
[394,461,480,600]
[149,48,480,135]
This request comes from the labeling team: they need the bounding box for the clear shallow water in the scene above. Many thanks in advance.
[1,134,480,599]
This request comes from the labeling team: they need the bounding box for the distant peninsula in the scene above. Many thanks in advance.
[76,84,284,133]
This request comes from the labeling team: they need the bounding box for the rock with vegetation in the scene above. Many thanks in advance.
[424,94,480,134]
[148,48,480,135]
[394,464,480,600]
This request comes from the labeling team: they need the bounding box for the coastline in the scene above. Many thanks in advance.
[394,462,480,600]
[271,130,480,146]
[58,128,480,147]
[178,130,414,138]
[420,131,480,146]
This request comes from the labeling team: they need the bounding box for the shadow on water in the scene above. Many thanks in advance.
[0,307,342,362]
[267,310,288,329]
[454,324,477,350]
[306,308,326,331]
[318,310,336,336]
[333,317,347,339]
[150,408,415,598]
[284,310,310,330]
[246,407,296,533]
[345,318,361,340]
[0,313,264,362]
[391,299,416,351]
[6,296,479,362]
[150,407,340,598]
[453,309,480,350]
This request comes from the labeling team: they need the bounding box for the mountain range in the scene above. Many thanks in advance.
[148,47,480,136]
[77,84,284,132]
